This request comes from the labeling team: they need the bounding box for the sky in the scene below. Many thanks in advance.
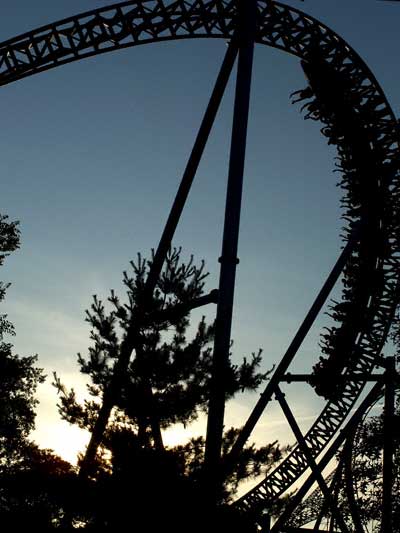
[1,0,399,477]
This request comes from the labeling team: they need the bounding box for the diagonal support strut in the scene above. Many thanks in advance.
[275,387,351,533]
[204,0,257,501]
[79,35,239,478]
[223,224,361,476]
[270,381,384,533]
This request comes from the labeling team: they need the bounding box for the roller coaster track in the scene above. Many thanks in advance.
[2,0,399,525]
[285,388,386,530]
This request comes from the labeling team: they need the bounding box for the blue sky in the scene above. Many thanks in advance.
[1,0,399,466]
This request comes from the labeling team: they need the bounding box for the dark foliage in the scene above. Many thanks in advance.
[0,346,44,465]
[346,391,400,531]
[0,213,73,530]
[54,248,288,530]
[0,213,45,466]
[289,383,399,532]
[0,445,84,531]
[0,214,20,336]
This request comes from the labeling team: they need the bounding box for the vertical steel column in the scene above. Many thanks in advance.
[382,356,396,533]
[142,39,239,295]
[204,0,257,500]
[262,514,271,533]
[79,39,239,478]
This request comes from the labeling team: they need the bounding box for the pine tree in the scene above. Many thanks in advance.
[54,248,288,531]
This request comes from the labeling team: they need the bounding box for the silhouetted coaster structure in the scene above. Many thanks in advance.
[2,2,399,531]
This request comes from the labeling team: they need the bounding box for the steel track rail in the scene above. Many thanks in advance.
[285,389,385,529]
[1,0,399,522]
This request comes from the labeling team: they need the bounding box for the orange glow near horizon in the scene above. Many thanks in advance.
[33,420,90,465]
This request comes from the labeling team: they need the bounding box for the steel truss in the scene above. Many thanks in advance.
[2,1,400,530]
[281,360,398,533]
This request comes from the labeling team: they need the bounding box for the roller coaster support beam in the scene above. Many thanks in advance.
[204,0,257,501]
[275,387,350,533]
[315,458,345,532]
[79,36,239,478]
[271,381,384,533]
[343,428,365,533]
[382,356,396,533]
[224,226,361,475]
[143,289,219,326]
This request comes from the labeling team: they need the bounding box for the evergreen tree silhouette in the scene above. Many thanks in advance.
[54,248,288,531]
